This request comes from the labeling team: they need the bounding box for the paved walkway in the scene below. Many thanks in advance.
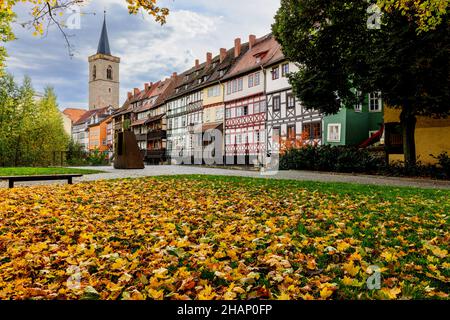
[1,165,449,189]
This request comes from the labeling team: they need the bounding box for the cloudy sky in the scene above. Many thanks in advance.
[5,0,280,110]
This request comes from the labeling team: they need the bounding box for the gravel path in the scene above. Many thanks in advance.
[1,165,449,189]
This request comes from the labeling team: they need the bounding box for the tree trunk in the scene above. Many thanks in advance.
[400,107,417,166]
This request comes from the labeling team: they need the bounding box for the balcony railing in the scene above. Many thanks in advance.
[147,130,167,140]
[145,149,166,159]
[135,133,147,141]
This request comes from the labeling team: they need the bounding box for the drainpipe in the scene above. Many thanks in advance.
[218,79,225,164]
[260,64,267,168]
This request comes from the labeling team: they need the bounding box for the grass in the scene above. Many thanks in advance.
[0,175,448,300]
[0,167,105,176]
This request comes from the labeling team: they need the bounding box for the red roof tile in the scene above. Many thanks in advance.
[62,108,87,123]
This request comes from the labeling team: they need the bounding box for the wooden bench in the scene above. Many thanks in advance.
[0,174,83,188]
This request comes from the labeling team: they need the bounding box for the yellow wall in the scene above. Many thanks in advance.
[385,107,450,164]
[202,83,224,106]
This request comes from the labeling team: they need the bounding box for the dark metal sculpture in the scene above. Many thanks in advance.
[114,130,145,169]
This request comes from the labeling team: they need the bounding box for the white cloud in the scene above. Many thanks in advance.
[4,0,281,108]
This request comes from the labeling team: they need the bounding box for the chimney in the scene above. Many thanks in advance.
[172,72,177,78]
[206,52,212,66]
[134,88,140,96]
[195,59,200,68]
[249,34,256,50]
[234,38,241,58]
[144,83,150,91]
[127,92,132,100]
[220,48,227,63]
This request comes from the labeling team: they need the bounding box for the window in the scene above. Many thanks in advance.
[237,134,242,144]
[93,65,97,80]
[228,78,244,94]
[253,102,259,114]
[107,66,113,80]
[287,125,296,140]
[281,63,289,77]
[254,72,260,86]
[327,123,341,142]
[242,106,248,116]
[272,67,280,80]
[287,93,295,109]
[207,85,220,97]
[273,96,281,111]
[255,131,261,143]
[216,108,224,120]
[248,72,260,88]
[226,134,231,145]
[272,127,281,145]
[260,100,267,113]
[312,122,322,139]
[369,92,382,112]
[225,108,231,119]
[304,122,322,139]
[354,91,363,112]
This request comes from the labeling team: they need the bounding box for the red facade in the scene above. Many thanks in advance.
[225,93,266,158]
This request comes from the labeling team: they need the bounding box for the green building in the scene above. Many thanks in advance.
[323,92,384,146]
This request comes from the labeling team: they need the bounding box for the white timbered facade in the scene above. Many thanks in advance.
[265,60,323,157]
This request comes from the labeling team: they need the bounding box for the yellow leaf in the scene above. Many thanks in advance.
[111,258,126,270]
[148,288,164,300]
[381,287,401,299]
[337,242,350,252]
[343,262,360,277]
[320,287,333,299]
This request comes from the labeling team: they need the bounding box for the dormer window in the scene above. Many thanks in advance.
[219,69,225,77]
[254,50,268,64]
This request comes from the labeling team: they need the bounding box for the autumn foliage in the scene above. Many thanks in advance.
[0,177,448,300]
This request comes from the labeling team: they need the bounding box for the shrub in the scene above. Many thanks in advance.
[280,145,384,173]
[86,149,109,166]
[280,146,449,180]
[66,140,88,166]
[433,152,450,179]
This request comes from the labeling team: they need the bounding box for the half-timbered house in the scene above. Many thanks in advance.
[265,47,323,158]
[144,75,178,164]
[166,67,203,164]
[222,34,277,166]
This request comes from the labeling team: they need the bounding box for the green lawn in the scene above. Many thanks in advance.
[0,167,104,176]
[0,175,447,300]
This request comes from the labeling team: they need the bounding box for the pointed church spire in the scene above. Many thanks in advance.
[97,11,111,55]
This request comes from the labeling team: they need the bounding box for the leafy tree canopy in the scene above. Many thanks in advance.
[272,0,450,164]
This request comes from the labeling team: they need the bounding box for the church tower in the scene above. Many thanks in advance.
[88,14,120,110]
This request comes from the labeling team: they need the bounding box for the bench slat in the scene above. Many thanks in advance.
[0,174,82,181]
[0,174,83,188]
